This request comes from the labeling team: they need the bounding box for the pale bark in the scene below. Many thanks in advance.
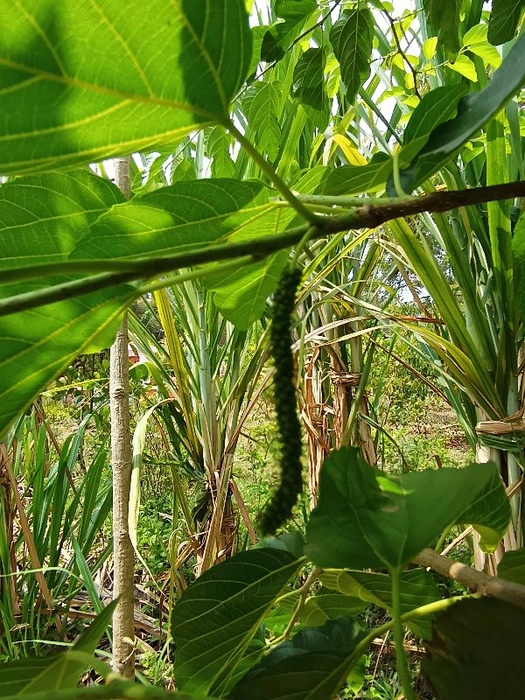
[110,157,135,678]
[414,547,525,609]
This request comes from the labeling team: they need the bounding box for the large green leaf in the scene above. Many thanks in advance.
[398,84,468,166]
[320,568,440,639]
[422,0,462,55]
[0,0,251,175]
[304,447,509,570]
[229,617,366,700]
[330,9,373,103]
[399,32,525,192]
[171,548,303,696]
[488,0,525,45]
[0,171,133,438]
[0,170,124,268]
[205,251,288,330]
[0,601,116,694]
[423,598,525,700]
[72,179,272,261]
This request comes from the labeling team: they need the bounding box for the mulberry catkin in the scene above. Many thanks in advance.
[259,266,303,536]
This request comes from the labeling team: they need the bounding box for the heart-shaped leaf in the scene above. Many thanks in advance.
[304,447,509,570]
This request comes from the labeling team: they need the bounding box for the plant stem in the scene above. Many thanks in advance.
[135,255,257,295]
[391,567,418,700]
[2,180,523,316]
[272,567,322,645]
[226,120,322,225]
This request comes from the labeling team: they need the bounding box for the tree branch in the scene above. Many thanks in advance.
[413,548,525,609]
[0,180,523,317]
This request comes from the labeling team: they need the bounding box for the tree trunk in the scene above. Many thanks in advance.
[110,157,135,678]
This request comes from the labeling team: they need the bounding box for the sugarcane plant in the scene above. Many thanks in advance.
[0,1,524,699]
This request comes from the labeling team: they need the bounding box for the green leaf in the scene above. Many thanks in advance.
[304,447,508,570]
[463,25,502,68]
[0,171,124,269]
[399,84,468,166]
[456,467,511,552]
[72,179,271,261]
[293,48,327,111]
[204,167,327,328]
[323,153,393,196]
[0,602,116,694]
[229,617,366,700]
[399,32,525,191]
[275,0,317,23]
[498,548,525,585]
[206,251,288,330]
[300,593,367,627]
[260,1,317,62]
[248,82,282,161]
[171,548,303,696]
[467,41,502,69]
[171,158,197,183]
[488,0,525,45]
[0,171,133,438]
[422,0,462,55]
[330,9,373,102]
[422,598,525,700]
[320,568,440,640]
[207,127,236,179]
[0,0,251,175]
[448,55,478,81]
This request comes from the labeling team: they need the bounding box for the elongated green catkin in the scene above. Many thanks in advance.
[259,266,303,536]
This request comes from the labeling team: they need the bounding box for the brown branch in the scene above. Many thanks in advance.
[413,547,525,609]
[325,180,525,233]
[1,180,524,317]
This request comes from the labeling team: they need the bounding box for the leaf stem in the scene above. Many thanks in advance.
[226,120,322,225]
[271,567,322,646]
[134,255,257,296]
[391,567,418,700]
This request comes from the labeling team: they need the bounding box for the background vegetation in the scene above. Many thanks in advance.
[0,1,525,698]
